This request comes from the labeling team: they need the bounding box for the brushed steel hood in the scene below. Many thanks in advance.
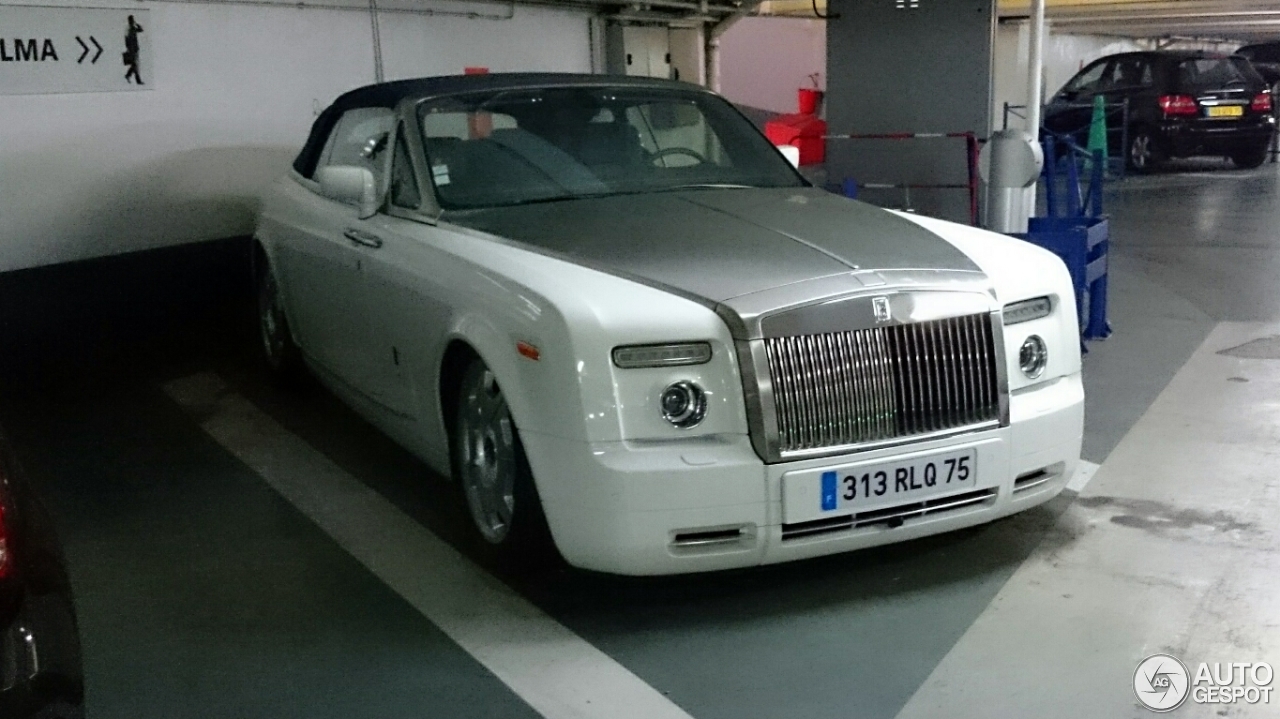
[446,187,982,309]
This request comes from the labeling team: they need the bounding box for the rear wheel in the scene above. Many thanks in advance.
[1231,141,1269,169]
[1127,128,1165,173]
[452,359,554,565]
[256,258,303,383]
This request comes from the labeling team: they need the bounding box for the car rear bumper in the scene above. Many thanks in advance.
[1163,116,1275,155]
[523,373,1084,576]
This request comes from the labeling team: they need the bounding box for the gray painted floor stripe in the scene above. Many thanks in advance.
[164,372,695,719]
[893,323,1280,718]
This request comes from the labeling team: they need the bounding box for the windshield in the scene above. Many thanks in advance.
[1239,44,1280,64]
[416,86,805,210]
[1176,57,1261,90]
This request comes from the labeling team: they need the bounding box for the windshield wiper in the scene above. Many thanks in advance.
[487,185,756,208]
[500,195,580,207]
[657,183,756,192]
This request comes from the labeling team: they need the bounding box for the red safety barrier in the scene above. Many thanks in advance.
[825,131,981,226]
[765,89,828,166]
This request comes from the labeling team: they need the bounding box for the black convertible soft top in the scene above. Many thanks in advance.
[292,72,701,178]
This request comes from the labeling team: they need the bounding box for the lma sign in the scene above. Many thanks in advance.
[0,39,62,63]
[0,7,152,94]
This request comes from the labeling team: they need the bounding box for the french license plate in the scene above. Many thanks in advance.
[1207,105,1243,118]
[817,448,978,512]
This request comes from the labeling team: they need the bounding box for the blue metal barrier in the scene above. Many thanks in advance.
[1013,136,1113,344]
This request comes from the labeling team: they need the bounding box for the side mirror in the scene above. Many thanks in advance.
[778,144,802,169]
[317,165,379,219]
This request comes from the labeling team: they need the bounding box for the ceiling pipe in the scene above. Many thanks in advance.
[1023,0,1046,226]
[369,0,385,82]
[1049,10,1280,22]
[1056,19,1280,30]
[705,1,765,91]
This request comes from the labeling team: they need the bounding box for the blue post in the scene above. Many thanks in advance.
[1018,133,1111,347]
[1090,149,1105,217]
[1065,146,1082,218]
[1042,137,1058,218]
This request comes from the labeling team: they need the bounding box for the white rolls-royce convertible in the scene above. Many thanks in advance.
[253,73,1083,575]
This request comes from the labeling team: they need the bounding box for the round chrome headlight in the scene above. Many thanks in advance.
[660,381,707,428]
[1019,335,1049,379]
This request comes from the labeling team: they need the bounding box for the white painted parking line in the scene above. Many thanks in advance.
[1065,459,1100,494]
[164,373,694,719]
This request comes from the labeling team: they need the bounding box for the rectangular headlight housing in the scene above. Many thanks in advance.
[1003,296,1052,325]
[612,342,712,369]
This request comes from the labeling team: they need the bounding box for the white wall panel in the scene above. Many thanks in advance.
[379,6,590,79]
[0,1,593,273]
[718,17,825,115]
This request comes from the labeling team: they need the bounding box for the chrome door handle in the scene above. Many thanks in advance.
[344,228,383,249]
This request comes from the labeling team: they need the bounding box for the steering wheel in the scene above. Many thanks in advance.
[650,147,708,166]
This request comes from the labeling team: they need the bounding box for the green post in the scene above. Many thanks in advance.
[1087,94,1109,168]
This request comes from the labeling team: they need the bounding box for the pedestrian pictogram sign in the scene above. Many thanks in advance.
[0,7,153,95]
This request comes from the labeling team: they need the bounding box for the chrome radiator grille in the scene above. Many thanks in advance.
[763,313,1000,455]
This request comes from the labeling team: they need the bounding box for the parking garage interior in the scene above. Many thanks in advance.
[3,1,1280,718]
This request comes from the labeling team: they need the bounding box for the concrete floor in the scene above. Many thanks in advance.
[0,159,1276,718]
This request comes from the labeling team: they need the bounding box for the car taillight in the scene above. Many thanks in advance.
[1159,94,1200,116]
[1252,92,1273,113]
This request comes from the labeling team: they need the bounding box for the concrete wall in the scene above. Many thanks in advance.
[719,16,825,115]
[0,0,594,273]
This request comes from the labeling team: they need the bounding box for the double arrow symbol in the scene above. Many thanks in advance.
[76,36,103,64]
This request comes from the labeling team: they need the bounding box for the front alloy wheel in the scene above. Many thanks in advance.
[452,360,555,566]
[457,365,518,544]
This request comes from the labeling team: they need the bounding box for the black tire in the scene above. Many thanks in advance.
[1126,127,1165,173]
[450,359,556,567]
[255,257,304,384]
[1231,141,1269,169]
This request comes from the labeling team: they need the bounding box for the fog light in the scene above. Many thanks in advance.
[1019,335,1048,379]
[660,381,707,428]
[1003,296,1052,325]
[613,342,712,369]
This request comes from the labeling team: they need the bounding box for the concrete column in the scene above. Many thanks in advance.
[1023,0,1046,221]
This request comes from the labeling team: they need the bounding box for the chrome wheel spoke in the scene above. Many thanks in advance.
[258,275,285,362]
[458,366,517,544]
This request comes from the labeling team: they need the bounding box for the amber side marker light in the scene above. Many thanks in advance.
[516,341,541,361]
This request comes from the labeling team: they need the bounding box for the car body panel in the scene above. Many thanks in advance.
[449,188,977,303]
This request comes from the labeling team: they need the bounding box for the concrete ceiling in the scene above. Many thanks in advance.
[756,0,1280,44]
[164,0,1280,43]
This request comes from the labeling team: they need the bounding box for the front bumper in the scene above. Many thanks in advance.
[523,373,1084,576]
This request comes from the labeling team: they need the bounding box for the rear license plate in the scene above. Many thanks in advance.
[816,448,978,512]
[1207,105,1244,118]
